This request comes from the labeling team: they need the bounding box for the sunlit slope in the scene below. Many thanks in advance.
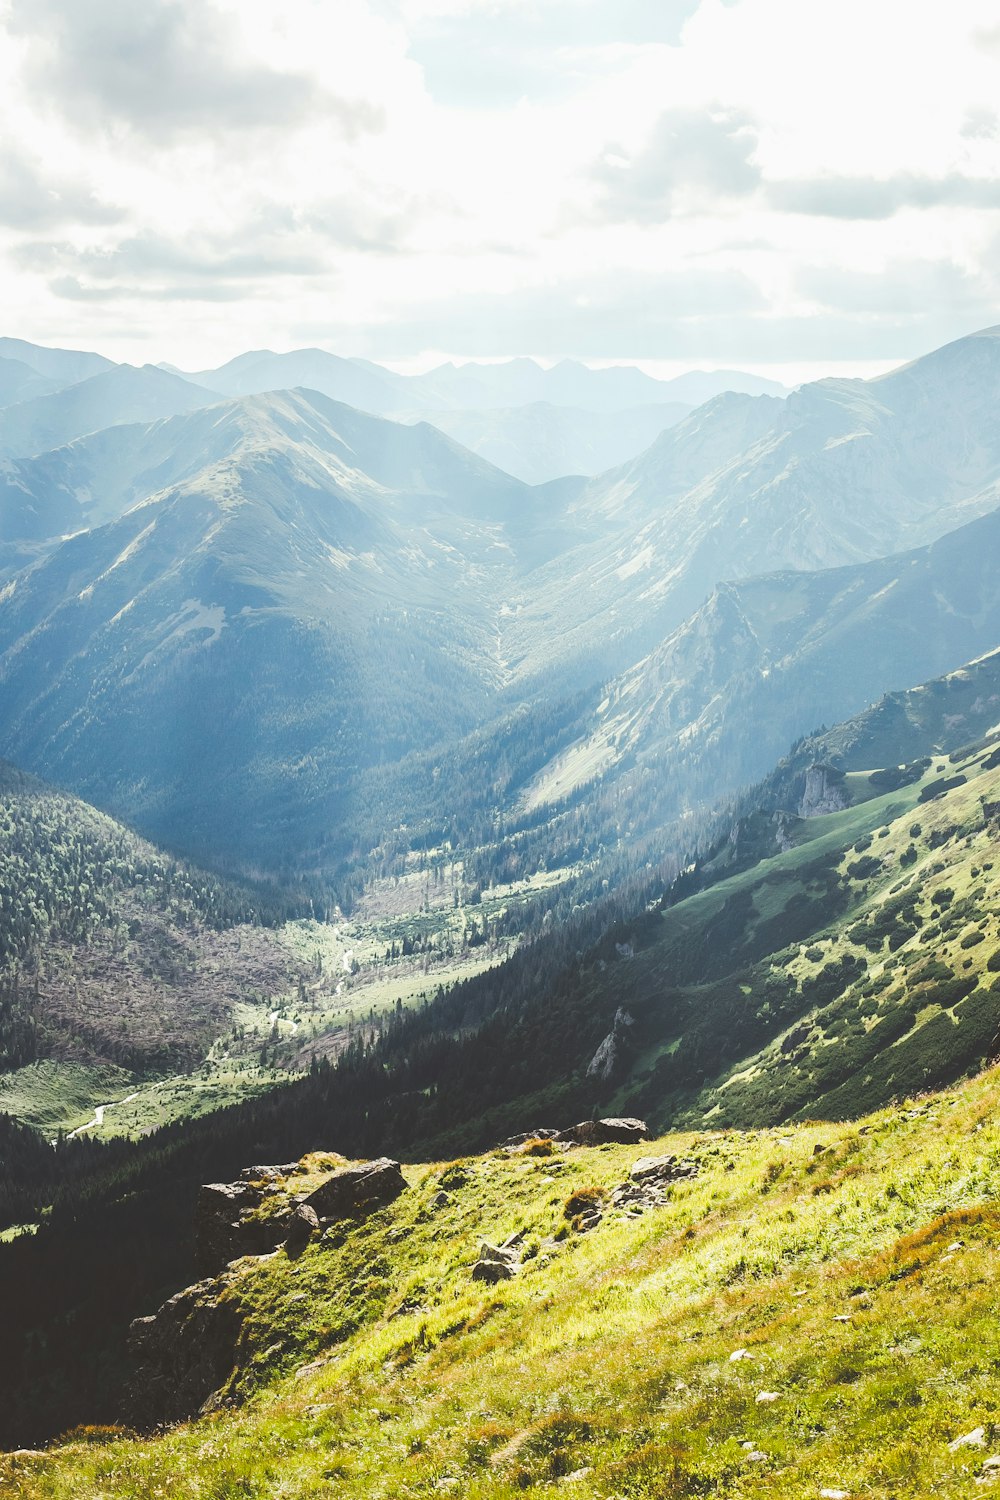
[0,390,540,864]
[9,1066,1000,1498]
[576,734,1000,1128]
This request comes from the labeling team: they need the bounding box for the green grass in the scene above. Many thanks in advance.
[7,1062,1000,1497]
[0,1061,134,1132]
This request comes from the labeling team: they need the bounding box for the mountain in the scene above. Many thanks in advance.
[407,356,787,412]
[188,347,407,413]
[6,327,1000,880]
[516,506,1000,832]
[0,357,62,409]
[0,756,302,1089]
[0,336,115,387]
[656,364,791,403]
[505,325,1000,682]
[401,399,692,483]
[0,364,220,460]
[0,390,541,864]
[188,348,786,418]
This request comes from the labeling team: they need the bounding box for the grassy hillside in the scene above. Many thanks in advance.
[522,726,999,1135]
[8,1064,1000,1498]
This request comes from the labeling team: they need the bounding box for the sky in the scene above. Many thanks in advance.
[0,0,999,380]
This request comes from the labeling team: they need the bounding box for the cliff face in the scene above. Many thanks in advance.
[125,1153,408,1426]
[799,762,849,818]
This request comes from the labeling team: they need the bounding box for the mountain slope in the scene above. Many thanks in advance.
[0,356,62,408]
[507,325,1000,682]
[7,1066,1000,1493]
[0,336,115,386]
[0,757,302,1086]
[0,364,219,459]
[0,390,543,864]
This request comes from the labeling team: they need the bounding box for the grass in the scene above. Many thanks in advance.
[7,1061,1000,1497]
[0,1061,134,1133]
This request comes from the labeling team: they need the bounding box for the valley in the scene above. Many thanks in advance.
[3,325,1000,1483]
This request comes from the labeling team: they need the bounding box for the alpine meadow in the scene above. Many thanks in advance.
[3,4,1000,1498]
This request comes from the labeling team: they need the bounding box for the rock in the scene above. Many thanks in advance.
[950,1427,987,1452]
[629,1154,699,1183]
[557,1117,648,1146]
[303,1158,407,1221]
[729,1348,752,1362]
[285,1203,320,1257]
[195,1179,291,1273]
[498,1128,559,1152]
[820,1490,850,1498]
[472,1241,520,1283]
[799,763,848,818]
[431,1190,451,1209]
[125,1273,244,1428]
[755,1391,780,1403]
[586,1008,635,1082]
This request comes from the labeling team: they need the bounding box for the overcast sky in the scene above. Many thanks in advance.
[1,0,999,379]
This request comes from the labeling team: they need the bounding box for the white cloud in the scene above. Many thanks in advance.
[0,0,997,374]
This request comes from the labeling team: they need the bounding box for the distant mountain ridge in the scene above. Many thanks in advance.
[1,325,1000,881]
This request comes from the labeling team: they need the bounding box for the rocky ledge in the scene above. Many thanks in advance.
[126,1153,408,1427]
[196,1156,407,1274]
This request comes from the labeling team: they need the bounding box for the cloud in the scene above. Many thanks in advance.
[770,172,1000,220]
[795,258,998,318]
[589,108,760,224]
[6,0,384,141]
[0,155,121,230]
[337,266,767,359]
[386,0,703,107]
[17,230,332,304]
[961,107,999,141]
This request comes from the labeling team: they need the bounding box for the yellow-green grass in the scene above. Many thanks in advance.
[8,1062,1000,1498]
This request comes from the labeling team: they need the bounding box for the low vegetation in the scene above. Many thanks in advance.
[7,1063,1000,1497]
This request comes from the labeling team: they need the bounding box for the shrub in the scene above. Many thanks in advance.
[520,1137,556,1157]
[564,1186,603,1219]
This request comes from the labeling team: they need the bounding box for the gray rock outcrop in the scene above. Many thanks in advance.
[195,1157,407,1274]
[499,1117,649,1152]
[303,1158,407,1221]
[799,763,848,818]
[472,1236,522,1283]
[126,1273,244,1428]
[612,1153,699,1212]
[586,1007,635,1081]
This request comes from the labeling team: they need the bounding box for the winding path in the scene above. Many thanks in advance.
[66,1090,141,1139]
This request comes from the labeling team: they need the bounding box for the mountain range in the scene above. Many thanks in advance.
[5,321,1000,1469]
[1,325,999,879]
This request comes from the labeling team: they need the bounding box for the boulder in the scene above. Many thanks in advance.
[284,1203,320,1257]
[629,1154,699,1183]
[472,1241,520,1283]
[558,1117,648,1146]
[498,1128,559,1152]
[303,1157,407,1221]
[195,1179,289,1272]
